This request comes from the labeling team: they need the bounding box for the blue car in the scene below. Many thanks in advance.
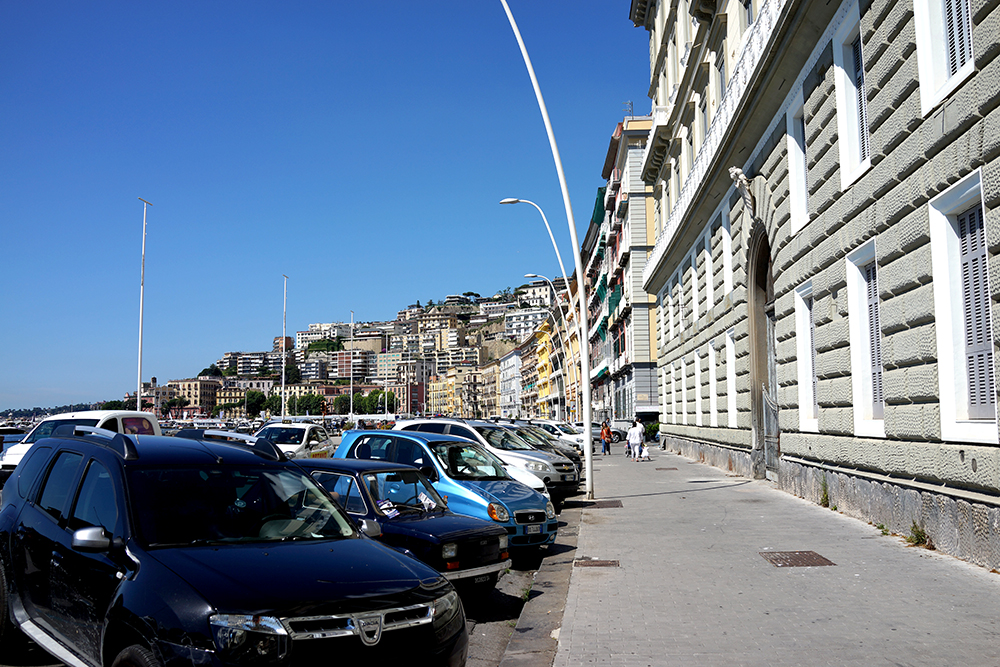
[334,431,558,553]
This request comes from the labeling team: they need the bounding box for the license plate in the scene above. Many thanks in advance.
[563,474,576,481]
[525,524,541,534]
[474,574,491,584]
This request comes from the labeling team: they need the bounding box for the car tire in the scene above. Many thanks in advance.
[113,645,162,667]
[0,565,22,651]
[611,433,622,443]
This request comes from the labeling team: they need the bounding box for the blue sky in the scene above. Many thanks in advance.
[0,2,650,411]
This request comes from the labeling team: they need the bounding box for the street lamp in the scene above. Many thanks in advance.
[137,197,152,412]
[499,0,593,498]
[525,273,576,421]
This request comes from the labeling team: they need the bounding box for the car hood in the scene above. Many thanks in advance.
[380,511,506,543]
[463,478,545,511]
[148,537,444,616]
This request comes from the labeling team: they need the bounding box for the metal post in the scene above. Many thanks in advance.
[349,311,354,420]
[500,0,594,498]
[137,198,152,412]
[281,275,288,420]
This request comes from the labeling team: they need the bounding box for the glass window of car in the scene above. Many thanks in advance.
[121,417,155,435]
[256,427,305,445]
[509,427,547,448]
[69,460,118,533]
[365,470,444,513]
[430,443,508,480]
[405,422,447,434]
[15,446,51,498]
[24,419,99,444]
[128,466,356,546]
[311,472,367,514]
[447,425,478,441]
[310,428,329,444]
[474,426,535,451]
[351,435,393,460]
[37,451,84,521]
[394,439,427,466]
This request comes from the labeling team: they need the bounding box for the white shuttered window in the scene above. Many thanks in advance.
[959,203,995,419]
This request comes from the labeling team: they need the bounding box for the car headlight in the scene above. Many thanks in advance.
[487,502,509,522]
[442,542,458,560]
[431,589,463,633]
[498,534,508,550]
[545,502,556,520]
[524,461,551,472]
[210,614,288,663]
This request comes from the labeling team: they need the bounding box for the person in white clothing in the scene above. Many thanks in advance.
[626,420,643,462]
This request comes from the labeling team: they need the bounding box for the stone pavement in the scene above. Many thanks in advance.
[508,448,1000,667]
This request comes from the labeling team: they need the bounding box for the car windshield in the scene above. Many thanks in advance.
[364,469,446,515]
[474,426,535,451]
[523,426,556,442]
[430,443,509,481]
[128,465,356,546]
[508,427,547,448]
[554,423,577,435]
[256,427,305,445]
[25,419,100,444]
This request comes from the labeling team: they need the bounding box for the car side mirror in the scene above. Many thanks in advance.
[72,526,111,552]
[419,466,437,482]
[359,519,382,538]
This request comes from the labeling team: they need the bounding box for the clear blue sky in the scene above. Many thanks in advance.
[0,2,650,411]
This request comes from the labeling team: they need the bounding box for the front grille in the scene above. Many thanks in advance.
[283,601,433,640]
[514,510,546,524]
[554,463,575,474]
[457,535,500,566]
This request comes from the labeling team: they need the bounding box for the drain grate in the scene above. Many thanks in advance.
[656,467,678,471]
[574,559,620,568]
[759,551,836,567]
[588,499,624,509]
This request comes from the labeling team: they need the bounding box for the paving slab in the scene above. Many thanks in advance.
[537,450,1000,667]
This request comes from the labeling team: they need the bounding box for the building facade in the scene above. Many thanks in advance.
[631,0,1000,569]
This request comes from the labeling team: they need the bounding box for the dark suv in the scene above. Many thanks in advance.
[0,426,467,666]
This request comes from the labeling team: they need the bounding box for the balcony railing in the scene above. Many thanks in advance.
[641,0,790,290]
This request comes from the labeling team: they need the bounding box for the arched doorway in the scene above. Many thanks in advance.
[747,221,778,481]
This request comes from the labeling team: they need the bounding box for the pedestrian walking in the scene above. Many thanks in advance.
[600,421,612,456]
[626,419,643,462]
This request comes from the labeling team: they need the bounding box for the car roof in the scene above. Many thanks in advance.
[297,458,419,474]
[46,431,294,467]
[345,429,475,445]
[37,410,157,422]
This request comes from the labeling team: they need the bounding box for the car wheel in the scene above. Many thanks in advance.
[0,566,22,651]
[612,433,622,443]
[113,645,162,667]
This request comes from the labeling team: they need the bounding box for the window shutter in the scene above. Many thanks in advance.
[852,36,870,163]
[960,203,996,419]
[808,296,818,419]
[864,262,885,418]
[945,0,973,77]
[798,115,809,200]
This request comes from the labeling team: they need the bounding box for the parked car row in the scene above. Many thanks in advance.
[0,409,583,667]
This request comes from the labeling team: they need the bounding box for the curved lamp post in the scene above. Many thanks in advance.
[498,0,593,498]
[137,198,152,412]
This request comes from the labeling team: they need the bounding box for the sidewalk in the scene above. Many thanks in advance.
[511,447,1000,666]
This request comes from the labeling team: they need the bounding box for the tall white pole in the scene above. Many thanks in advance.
[137,198,152,412]
[349,311,354,420]
[527,274,572,421]
[500,0,594,497]
[281,275,288,420]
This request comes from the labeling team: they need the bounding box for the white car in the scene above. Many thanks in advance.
[253,420,334,457]
[0,410,161,485]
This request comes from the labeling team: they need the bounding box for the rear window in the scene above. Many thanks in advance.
[25,419,99,444]
[121,417,155,435]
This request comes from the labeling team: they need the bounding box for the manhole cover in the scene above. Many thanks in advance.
[759,551,836,567]
[574,559,620,567]
[588,500,624,509]
[656,467,678,471]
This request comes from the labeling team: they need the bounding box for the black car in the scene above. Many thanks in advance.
[298,459,511,595]
[0,425,467,666]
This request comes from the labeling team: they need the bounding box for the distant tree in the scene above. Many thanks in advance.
[122,398,152,411]
[102,400,125,410]
[334,395,351,414]
[199,364,223,377]
[297,394,325,415]
[285,362,301,385]
[415,300,422,308]
[163,397,189,418]
[463,291,481,301]
[245,390,266,417]
[221,366,237,376]
[307,338,343,354]
[287,395,298,415]
[427,298,435,307]
[264,394,282,415]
